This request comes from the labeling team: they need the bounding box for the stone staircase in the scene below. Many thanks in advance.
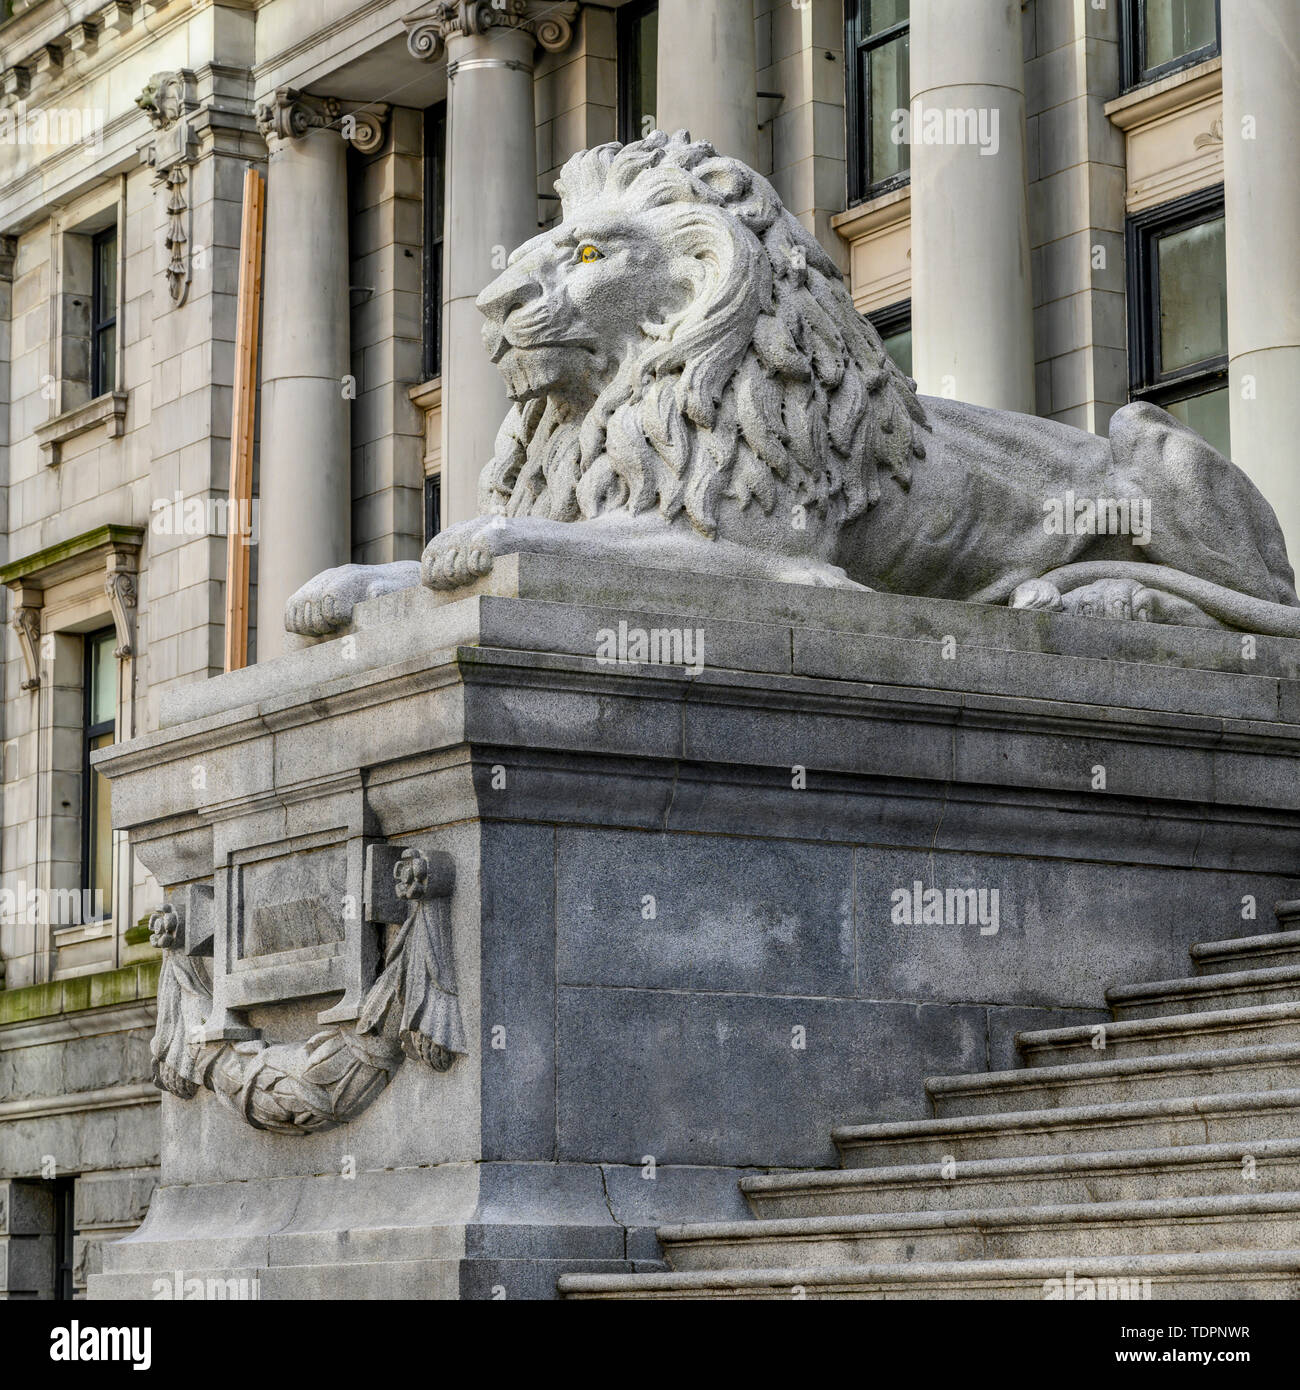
[560,922,1300,1299]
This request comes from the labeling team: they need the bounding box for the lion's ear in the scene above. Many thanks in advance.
[695,158,750,203]
[694,159,778,233]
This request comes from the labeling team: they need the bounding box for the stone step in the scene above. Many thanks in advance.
[558,1249,1300,1299]
[741,1138,1300,1219]
[656,1192,1300,1270]
[925,1041,1300,1118]
[1192,925,1300,976]
[1107,964,1300,1020]
[1016,1001,1300,1066]
[833,1088,1300,1167]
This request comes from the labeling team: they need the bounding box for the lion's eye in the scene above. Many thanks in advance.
[579,245,603,263]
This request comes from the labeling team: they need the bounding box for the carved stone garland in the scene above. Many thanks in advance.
[137,72,199,307]
[149,848,466,1135]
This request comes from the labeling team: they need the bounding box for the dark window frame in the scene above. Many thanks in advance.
[90,225,117,398]
[53,1175,76,1301]
[867,298,913,379]
[1125,183,1227,415]
[845,0,911,207]
[867,297,912,344]
[617,0,658,144]
[424,473,442,545]
[422,102,447,382]
[1119,0,1221,92]
[81,627,116,920]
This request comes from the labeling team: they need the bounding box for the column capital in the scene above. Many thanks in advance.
[255,87,390,154]
[404,1,579,65]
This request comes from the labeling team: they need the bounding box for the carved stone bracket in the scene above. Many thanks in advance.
[255,88,390,155]
[149,847,466,1134]
[105,566,136,659]
[9,585,42,692]
[138,72,200,308]
[404,0,579,64]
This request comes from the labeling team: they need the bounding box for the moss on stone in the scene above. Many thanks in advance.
[0,960,160,1025]
[123,916,154,947]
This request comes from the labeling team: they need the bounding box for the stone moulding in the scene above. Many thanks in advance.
[34,389,128,465]
[149,848,467,1135]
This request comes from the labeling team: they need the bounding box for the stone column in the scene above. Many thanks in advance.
[405,2,579,527]
[254,91,386,659]
[1221,0,1300,562]
[910,0,1035,413]
[656,0,758,165]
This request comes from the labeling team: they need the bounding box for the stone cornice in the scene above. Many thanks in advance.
[0,3,255,112]
[0,521,144,588]
[403,0,579,63]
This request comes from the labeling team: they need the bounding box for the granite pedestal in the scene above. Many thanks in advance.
[88,556,1300,1297]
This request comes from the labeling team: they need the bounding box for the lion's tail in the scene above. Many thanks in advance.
[1027,561,1300,637]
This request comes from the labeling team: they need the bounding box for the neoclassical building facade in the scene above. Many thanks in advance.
[0,0,1295,1297]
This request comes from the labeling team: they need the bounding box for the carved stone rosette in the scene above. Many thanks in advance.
[255,87,390,155]
[404,0,579,63]
[149,848,466,1134]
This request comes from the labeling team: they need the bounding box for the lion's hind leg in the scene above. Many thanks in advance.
[1010,561,1300,635]
[1011,575,1216,627]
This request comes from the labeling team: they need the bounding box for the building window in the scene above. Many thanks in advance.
[846,0,910,206]
[867,299,912,378]
[82,628,116,920]
[1121,0,1220,90]
[618,0,658,143]
[91,226,117,397]
[424,474,442,545]
[422,102,447,382]
[1126,185,1229,459]
[53,1176,76,1301]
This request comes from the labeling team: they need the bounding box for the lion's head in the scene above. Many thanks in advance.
[475,130,928,538]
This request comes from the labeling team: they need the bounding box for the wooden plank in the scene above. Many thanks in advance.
[223,166,265,671]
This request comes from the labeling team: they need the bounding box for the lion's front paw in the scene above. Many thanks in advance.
[420,518,511,591]
[285,562,421,636]
[285,566,365,636]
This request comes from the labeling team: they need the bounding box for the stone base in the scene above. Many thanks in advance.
[90,555,1300,1298]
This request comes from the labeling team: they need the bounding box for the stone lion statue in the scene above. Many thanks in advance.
[287,130,1300,639]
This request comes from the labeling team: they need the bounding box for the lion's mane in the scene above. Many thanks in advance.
[481,130,929,537]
